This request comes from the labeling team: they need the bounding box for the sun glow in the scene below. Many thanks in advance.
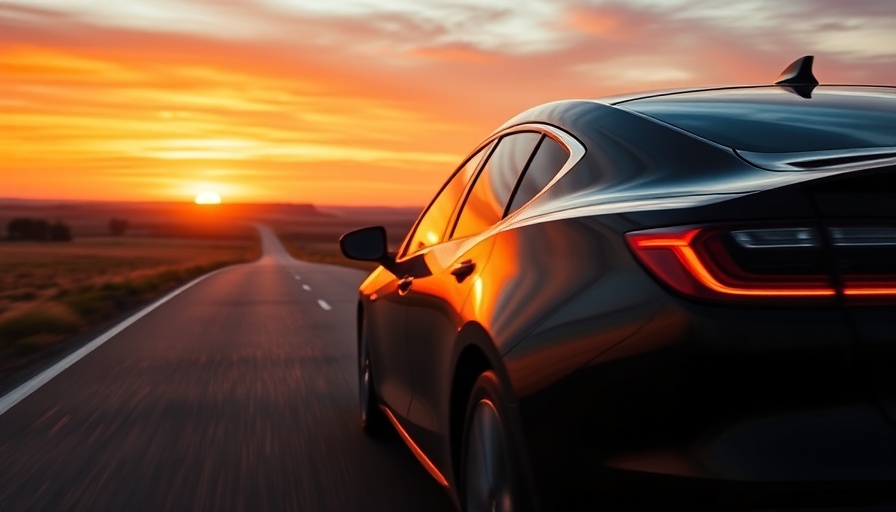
[4,1,895,205]
[194,191,222,205]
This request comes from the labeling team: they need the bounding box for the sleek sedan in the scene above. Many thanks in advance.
[340,57,896,511]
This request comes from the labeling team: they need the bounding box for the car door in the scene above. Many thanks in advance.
[368,145,491,418]
[401,131,544,451]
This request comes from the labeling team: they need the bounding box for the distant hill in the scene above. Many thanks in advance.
[0,199,421,240]
[318,205,421,216]
[0,199,327,238]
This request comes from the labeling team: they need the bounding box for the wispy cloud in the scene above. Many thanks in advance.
[1,0,895,204]
[7,0,268,38]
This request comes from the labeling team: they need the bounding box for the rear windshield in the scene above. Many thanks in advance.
[621,87,896,153]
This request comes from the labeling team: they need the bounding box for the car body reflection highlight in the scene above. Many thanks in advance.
[340,57,896,511]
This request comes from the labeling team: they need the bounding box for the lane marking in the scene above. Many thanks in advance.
[317,300,332,311]
[0,265,238,417]
[302,284,311,291]
[293,275,301,280]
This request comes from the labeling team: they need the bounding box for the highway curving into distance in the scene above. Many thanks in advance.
[0,226,454,512]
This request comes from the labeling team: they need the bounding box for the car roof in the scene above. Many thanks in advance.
[496,81,896,156]
[597,83,896,106]
[613,85,896,154]
[498,84,896,131]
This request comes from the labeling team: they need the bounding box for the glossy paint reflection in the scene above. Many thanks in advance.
[348,85,896,510]
[470,217,665,398]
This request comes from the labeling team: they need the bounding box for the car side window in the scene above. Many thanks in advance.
[451,132,542,240]
[402,146,490,256]
[506,135,569,215]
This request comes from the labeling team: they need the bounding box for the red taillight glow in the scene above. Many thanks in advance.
[842,283,896,297]
[628,225,896,301]
[626,227,837,300]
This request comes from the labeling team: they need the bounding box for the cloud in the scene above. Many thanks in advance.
[0,8,480,204]
[796,17,896,59]
[1,0,895,204]
[573,56,696,87]
[407,44,502,64]
[564,3,658,41]
[4,0,269,39]
[259,0,568,53]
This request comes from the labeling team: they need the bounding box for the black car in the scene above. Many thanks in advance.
[340,57,896,511]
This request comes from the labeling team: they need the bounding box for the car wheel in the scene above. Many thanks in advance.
[462,371,526,512]
[359,328,388,435]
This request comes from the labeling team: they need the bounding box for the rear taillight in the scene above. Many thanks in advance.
[626,225,896,302]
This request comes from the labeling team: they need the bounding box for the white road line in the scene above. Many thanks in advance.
[317,300,332,311]
[293,275,301,280]
[302,284,311,291]
[0,265,236,417]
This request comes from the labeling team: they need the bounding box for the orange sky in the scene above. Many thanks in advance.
[1,1,895,206]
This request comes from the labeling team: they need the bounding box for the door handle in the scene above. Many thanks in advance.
[397,276,414,294]
[450,260,476,283]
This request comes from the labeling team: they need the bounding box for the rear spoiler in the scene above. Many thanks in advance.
[737,147,896,172]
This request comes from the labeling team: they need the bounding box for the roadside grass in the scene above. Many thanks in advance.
[0,236,260,355]
[280,238,379,272]
[0,200,419,367]
[0,303,83,350]
[272,212,417,273]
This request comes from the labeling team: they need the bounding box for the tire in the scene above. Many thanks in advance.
[359,327,388,435]
[461,371,528,512]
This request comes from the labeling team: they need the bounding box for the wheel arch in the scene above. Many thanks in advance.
[449,322,542,511]
[448,321,508,488]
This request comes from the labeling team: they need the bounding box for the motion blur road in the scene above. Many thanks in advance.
[0,226,453,512]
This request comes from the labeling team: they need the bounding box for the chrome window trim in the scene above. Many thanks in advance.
[396,140,496,260]
[398,123,586,260]
[489,123,586,228]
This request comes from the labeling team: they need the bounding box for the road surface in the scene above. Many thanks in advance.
[0,226,454,512]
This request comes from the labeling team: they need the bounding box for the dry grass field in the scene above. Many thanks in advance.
[0,199,419,368]
[0,235,260,355]
[271,205,420,272]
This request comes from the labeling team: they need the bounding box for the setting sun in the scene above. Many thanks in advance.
[194,191,222,205]
[1,1,895,206]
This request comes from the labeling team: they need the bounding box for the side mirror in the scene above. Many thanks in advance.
[340,226,389,262]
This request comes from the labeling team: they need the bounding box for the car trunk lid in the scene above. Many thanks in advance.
[804,165,896,426]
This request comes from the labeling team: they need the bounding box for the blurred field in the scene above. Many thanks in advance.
[0,199,418,367]
[0,235,260,355]
[271,205,419,272]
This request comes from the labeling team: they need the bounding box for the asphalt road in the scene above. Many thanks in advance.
[0,226,454,512]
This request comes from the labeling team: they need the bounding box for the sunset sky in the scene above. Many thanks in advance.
[1,1,895,206]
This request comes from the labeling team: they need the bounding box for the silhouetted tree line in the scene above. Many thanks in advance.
[6,218,72,242]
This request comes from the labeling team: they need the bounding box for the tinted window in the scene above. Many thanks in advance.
[452,132,541,239]
[404,146,489,255]
[507,136,569,215]
[623,88,896,153]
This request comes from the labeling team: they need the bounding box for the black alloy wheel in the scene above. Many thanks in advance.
[462,371,525,512]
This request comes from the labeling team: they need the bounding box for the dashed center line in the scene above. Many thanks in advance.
[317,300,332,311]
[293,275,301,280]
[302,284,311,291]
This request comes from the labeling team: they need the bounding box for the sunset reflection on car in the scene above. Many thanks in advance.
[340,57,896,511]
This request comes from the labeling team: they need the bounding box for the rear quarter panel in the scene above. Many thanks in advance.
[468,215,667,400]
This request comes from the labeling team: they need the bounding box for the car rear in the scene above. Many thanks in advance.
[500,87,896,510]
[620,87,896,444]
